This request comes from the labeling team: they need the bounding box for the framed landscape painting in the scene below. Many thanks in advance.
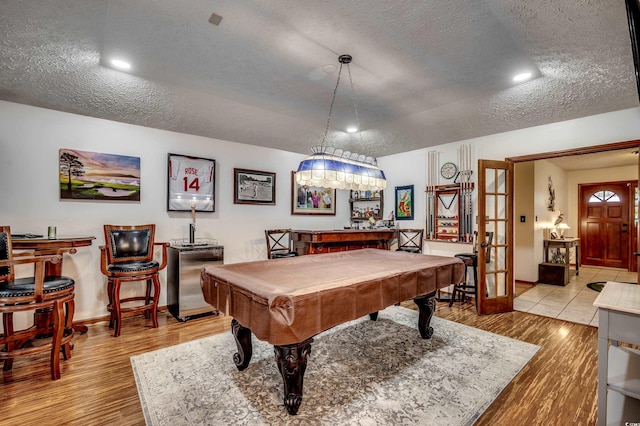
[234,168,276,205]
[395,185,414,220]
[59,148,140,201]
[291,171,336,215]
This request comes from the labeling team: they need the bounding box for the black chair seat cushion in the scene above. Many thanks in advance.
[397,247,421,253]
[107,260,160,274]
[0,276,75,298]
[270,251,298,259]
[455,253,477,266]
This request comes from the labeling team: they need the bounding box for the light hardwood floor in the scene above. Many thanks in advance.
[1,302,597,425]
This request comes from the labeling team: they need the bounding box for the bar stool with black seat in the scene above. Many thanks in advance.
[0,226,75,380]
[265,229,298,259]
[449,231,493,308]
[396,229,424,253]
[100,224,169,337]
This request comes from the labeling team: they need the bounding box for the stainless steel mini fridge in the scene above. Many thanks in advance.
[167,244,224,321]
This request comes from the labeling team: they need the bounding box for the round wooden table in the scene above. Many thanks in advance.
[12,235,95,275]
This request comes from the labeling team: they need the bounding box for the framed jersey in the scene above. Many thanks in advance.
[167,153,215,212]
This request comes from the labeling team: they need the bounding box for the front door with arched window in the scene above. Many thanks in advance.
[579,182,634,270]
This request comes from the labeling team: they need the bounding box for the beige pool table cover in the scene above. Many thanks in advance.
[201,248,465,345]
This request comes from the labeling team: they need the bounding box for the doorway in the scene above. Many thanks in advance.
[507,139,640,284]
[579,182,633,269]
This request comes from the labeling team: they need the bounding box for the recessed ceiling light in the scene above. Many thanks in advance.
[322,64,337,74]
[346,126,358,133]
[110,59,132,70]
[513,72,532,83]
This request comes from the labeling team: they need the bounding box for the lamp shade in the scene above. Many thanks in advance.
[296,151,387,191]
[296,54,387,192]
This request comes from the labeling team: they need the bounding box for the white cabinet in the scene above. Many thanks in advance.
[594,281,640,425]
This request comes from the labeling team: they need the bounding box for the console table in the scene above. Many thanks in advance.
[593,281,640,425]
[290,229,396,255]
[543,238,580,275]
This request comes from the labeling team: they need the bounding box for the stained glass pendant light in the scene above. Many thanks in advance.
[296,54,387,191]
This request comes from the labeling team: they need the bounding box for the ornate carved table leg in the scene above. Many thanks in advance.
[231,319,253,371]
[274,338,313,415]
[413,292,437,339]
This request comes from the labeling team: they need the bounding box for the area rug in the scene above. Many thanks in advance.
[131,306,540,426]
[587,282,606,292]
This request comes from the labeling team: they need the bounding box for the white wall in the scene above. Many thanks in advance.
[380,107,640,260]
[2,100,640,322]
[0,101,349,321]
[514,162,535,282]
[533,160,568,271]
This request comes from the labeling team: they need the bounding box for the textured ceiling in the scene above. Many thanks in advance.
[0,0,638,157]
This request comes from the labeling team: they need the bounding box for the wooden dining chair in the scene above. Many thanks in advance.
[265,229,298,259]
[0,226,76,380]
[100,224,169,337]
[396,229,425,254]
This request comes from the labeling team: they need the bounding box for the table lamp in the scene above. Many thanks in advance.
[556,223,570,239]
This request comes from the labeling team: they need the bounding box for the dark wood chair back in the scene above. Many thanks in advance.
[265,229,298,259]
[396,229,424,253]
[103,224,155,264]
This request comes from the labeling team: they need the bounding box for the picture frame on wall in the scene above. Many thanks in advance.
[167,153,215,211]
[395,185,414,220]
[59,148,141,202]
[233,168,276,205]
[291,171,336,215]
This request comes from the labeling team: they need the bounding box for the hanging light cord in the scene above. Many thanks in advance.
[321,61,344,147]
[346,61,368,160]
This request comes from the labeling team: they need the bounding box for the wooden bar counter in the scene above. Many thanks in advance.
[290,228,397,255]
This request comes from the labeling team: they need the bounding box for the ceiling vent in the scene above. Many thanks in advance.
[208,13,223,26]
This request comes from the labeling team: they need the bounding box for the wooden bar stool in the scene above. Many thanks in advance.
[100,224,169,337]
[450,231,493,307]
[0,226,75,380]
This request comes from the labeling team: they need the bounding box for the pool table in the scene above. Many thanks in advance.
[201,248,464,415]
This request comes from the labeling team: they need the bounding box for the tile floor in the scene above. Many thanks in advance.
[514,265,638,326]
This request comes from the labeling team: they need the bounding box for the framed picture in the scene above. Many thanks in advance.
[234,168,276,205]
[291,171,336,215]
[59,148,140,201]
[167,153,215,212]
[395,185,414,220]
